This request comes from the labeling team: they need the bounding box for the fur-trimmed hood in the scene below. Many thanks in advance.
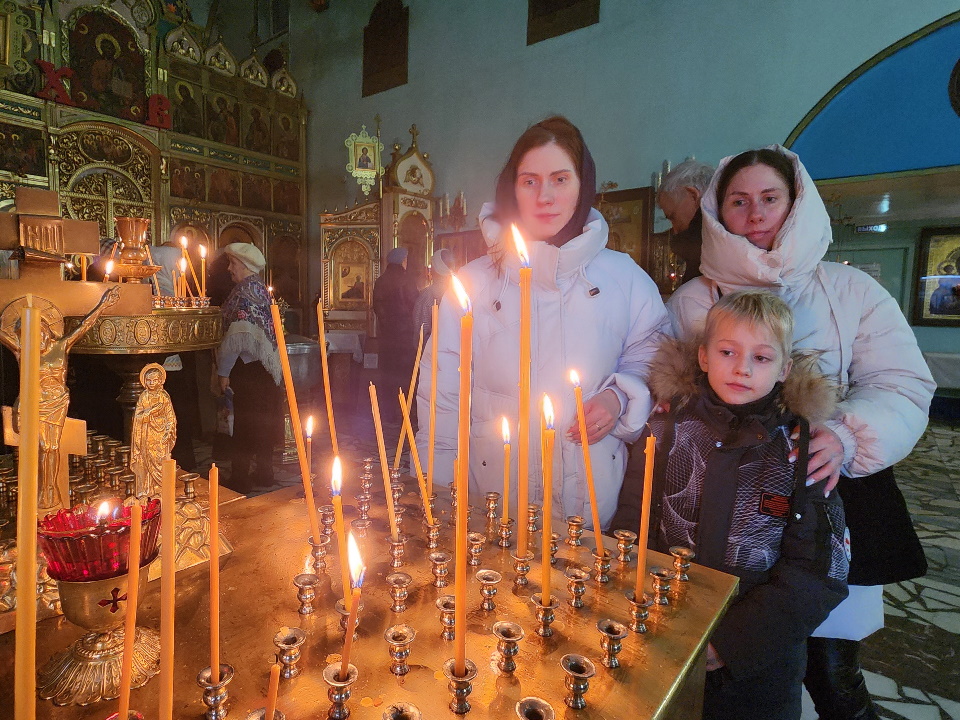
[649,337,837,424]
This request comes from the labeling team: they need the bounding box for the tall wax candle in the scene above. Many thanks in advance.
[339,534,365,681]
[399,391,434,525]
[451,275,473,677]
[209,464,220,682]
[14,297,40,720]
[540,396,555,602]
[427,301,439,497]
[368,383,399,540]
[316,304,339,456]
[512,225,532,551]
[394,324,425,470]
[501,418,511,523]
[159,458,177,720]
[635,434,657,597]
[305,416,314,486]
[270,302,322,544]
[330,457,352,603]
[118,502,143,720]
[180,236,201,289]
[571,371,605,558]
[199,244,207,297]
[263,663,281,720]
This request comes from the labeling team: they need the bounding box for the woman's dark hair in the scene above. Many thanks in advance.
[493,115,597,248]
[715,148,797,212]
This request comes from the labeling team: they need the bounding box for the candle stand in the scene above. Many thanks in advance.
[273,627,306,679]
[196,664,235,720]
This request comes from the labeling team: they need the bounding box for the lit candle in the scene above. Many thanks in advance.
[305,416,314,486]
[209,463,220,682]
[315,303,339,456]
[330,457,352,603]
[179,258,193,297]
[270,302,323,544]
[199,244,207,298]
[540,396,554,602]
[180,236,201,290]
[263,663,281,720]
[104,259,115,283]
[398,390,434,525]
[451,274,472,677]
[394,324,425,470]
[427,301,439,497]
[171,269,178,298]
[570,371,605,559]
[159,458,177,720]
[501,418,511,523]
[118,501,143,720]
[368,383,399,540]
[14,296,40,720]
[339,533,365,680]
[512,225,532,551]
[635,434,657,597]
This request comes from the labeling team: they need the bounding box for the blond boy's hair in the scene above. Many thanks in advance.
[703,290,794,358]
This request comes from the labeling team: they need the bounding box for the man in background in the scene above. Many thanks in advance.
[657,159,714,286]
[373,247,418,423]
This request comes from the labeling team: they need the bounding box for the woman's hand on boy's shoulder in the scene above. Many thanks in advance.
[789,423,843,496]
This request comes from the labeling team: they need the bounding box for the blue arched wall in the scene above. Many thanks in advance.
[790,15,960,179]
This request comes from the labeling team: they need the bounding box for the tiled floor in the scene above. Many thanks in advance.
[207,410,960,720]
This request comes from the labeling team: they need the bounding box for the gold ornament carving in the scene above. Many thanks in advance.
[65,308,223,355]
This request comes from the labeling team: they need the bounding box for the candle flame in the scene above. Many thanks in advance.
[199,243,207,259]
[511,224,530,268]
[543,395,555,430]
[306,415,314,439]
[569,369,581,387]
[501,417,510,444]
[331,456,342,496]
[96,501,111,522]
[180,236,187,249]
[451,274,471,313]
[347,533,365,588]
[179,257,187,273]
[65,262,74,270]
[104,260,114,278]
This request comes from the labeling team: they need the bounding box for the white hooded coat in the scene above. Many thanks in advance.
[667,146,936,639]
[415,205,670,529]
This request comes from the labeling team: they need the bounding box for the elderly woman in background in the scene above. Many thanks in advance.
[216,243,283,494]
[668,146,935,720]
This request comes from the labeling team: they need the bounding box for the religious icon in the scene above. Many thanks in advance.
[356,145,375,170]
[130,363,176,498]
[0,288,121,511]
[172,82,205,137]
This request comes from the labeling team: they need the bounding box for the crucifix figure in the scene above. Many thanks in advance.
[0,288,120,511]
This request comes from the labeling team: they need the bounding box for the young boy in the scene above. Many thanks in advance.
[614,290,849,720]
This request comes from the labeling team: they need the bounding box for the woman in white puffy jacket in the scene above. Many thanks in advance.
[415,116,669,530]
[668,146,935,720]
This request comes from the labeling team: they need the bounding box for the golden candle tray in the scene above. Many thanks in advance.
[0,481,737,720]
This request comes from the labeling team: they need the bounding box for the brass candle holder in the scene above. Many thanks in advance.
[613,529,638,564]
[319,505,336,537]
[565,567,590,608]
[670,546,695,582]
[393,505,406,535]
[624,590,653,633]
[356,493,372,521]
[467,531,485,566]
[511,550,534,587]
[388,534,407,568]
[442,658,478,715]
[350,518,371,540]
[549,532,561,565]
[592,548,612,583]
[498,517,515,548]
[308,534,330,574]
[428,492,438,518]
[650,567,675,605]
[359,470,374,495]
[560,654,596,710]
[476,569,502,611]
[531,593,561,637]
[436,595,456,640]
[381,703,422,720]
[384,624,417,675]
[515,697,555,720]
[597,619,629,668]
[527,503,540,535]
[565,515,585,546]
[322,662,358,720]
[273,626,306,679]
[390,481,404,507]
[293,572,320,614]
[492,621,525,674]
[430,550,451,588]
[335,598,364,638]
[484,491,500,520]
[197,664,235,720]
[424,518,441,549]
[386,571,412,613]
